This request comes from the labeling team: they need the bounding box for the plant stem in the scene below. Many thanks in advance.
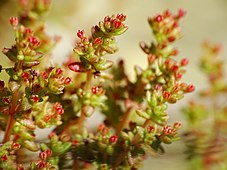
[2,90,20,143]
[85,70,92,91]
[78,70,93,132]
[132,119,150,145]
[116,107,132,134]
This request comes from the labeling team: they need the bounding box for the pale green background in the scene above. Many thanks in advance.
[1,0,227,169]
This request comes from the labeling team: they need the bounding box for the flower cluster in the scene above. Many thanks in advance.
[69,14,127,73]
[0,1,195,169]
[182,42,227,170]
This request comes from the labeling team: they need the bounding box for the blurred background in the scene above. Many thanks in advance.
[1,0,227,169]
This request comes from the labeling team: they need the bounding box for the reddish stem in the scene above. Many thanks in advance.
[2,90,20,143]
[116,107,132,134]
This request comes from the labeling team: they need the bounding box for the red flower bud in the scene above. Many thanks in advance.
[72,139,79,146]
[45,149,52,157]
[114,21,122,29]
[64,77,72,85]
[155,14,164,22]
[173,121,182,129]
[44,115,51,122]
[31,95,39,102]
[164,10,171,17]
[163,125,172,135]
[109,135,118,143]
[55,68,63,76]
[39,151,47,160]
[48,132,56,139]
[42,71,48,79]
[171,65,179,72]
[12,142,21,150]
[37,160,47,168]
[94,37,102,45]
[116,13,126,21]
[186,84,195,92]
[1,154,8,161]
[77,30,85,39]
[22,72,30,80]
[147,126,155,133]
[9,17,18,26]
[178,8,186,18]
[54,102,64,115]
[92,86,100,94]
[28,36,40,46]
[25,28,32,34]
[163,91,171,100]
[168,36,176,42]
[180,58,189,66]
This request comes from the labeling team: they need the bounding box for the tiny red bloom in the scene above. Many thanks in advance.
[109,135,118,143]
[186,84,195,92]
[39,151,47,160]
[175,72,182,79]
[77,30,85,39]
[180,58,189,66]
[17,166,24,170]
[155,14,164,22]
[178,8,186,18]
[48,132,56,139]
[22,72,30,80]
[42,71,48,79]
[171,65,179,72]
[44,115,51,122]
[163,91,171,100]
[72,139,79,146]
[64,77,72,85]
[2,97,10,104]
[147,126,155,133]
[174,121,182,129]
[163,125,172,135]
[164,10,171,17]
[12,142,21,150]
[1,154,8,161]
[168,36,176,42]
[171,48,178,56]
[45,149,52,157]
[31,95,39,102]
[114,21,122,29]
[9,17,18,26]
[54,102,64,115]
[37,160,47,168]
[25,28,33,34]
[94,37,102,45]
[28,36,39,46]
[55,68,63,76]
[116,13,126,21]
[92,86,100,94]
